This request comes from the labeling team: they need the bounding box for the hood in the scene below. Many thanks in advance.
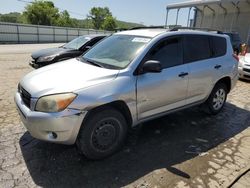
[20,58,119,97]
[31,47,73,59]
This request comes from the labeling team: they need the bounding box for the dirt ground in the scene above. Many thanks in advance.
[0,44,250,188]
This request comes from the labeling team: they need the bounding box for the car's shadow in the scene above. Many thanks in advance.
[19,103,250,188]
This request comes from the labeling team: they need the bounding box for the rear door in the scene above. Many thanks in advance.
[136,36,189,120]
[184,35,224,104]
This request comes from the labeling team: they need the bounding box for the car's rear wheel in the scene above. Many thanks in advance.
[76,107,128,160]
[205,83,228,115]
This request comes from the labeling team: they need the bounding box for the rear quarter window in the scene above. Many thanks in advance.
[210,36,227,57]
[184,35,211,63]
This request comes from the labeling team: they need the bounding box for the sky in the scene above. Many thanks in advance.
[0,0,195,26]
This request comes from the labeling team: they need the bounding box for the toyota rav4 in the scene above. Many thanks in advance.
[15,27,238,159]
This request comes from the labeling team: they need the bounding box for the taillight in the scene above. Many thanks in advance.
[233,54,239,62]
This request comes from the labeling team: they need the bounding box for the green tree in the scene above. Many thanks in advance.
[89,7,112,29]
[56,10,76,27]
[102,15,117,31]
[0,12,22,23]
[23,0,59,25]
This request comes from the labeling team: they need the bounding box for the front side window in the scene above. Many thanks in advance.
[184,35,211,63]
[82,35,151,69]
[83,37,103,48]
[147,37,183,69]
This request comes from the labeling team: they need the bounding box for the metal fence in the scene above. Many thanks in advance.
[0,22,113,44]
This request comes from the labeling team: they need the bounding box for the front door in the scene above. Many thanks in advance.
[136,36,189,120]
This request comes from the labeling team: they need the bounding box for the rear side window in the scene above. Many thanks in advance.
[149,37,183,69]
[210,36,227,57]
[184,35,211,63]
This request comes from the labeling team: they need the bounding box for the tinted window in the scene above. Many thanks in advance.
[149,37,183,69]
[86,37,104,47]
[184,35,211,63]
[210,36,227,57]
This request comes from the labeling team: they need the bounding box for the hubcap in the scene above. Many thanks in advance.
[212,88,226,110]
[91,119,119,151]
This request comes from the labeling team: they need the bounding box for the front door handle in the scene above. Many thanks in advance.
[178,72,189,78]
[214,65,222,69]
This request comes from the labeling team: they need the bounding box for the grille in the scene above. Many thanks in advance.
[19,85,31,108]
[243,68,250,73]
[244,75,250,79]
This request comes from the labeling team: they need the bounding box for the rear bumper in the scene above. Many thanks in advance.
[231,71,238,90]
[15,92,87,145]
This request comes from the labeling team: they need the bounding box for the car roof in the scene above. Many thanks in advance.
[80,34,108,39]
[115,29,166,38]
[115,28,226,38]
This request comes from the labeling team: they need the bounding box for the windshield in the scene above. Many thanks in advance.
[63,36,90,50]
[82,35,151,69]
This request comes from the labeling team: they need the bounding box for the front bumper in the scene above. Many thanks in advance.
[15,92,87,145]
[29,61,40,69]
[238,66,250,80]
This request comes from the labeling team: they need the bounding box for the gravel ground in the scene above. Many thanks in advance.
[0,44,249,188]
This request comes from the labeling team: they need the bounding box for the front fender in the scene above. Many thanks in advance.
[69,73,138,125]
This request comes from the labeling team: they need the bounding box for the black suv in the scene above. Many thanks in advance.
[224,32,242,54]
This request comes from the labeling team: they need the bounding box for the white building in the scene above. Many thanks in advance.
[166,0,250,42]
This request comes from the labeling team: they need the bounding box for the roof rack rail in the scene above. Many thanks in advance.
[129,26,165,30]
[170,27,223,34]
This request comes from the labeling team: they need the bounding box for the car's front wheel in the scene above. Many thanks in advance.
[205,83,228,115]
[76,107,128,160]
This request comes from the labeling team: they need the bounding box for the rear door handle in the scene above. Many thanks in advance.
[178,72,189,78]
[214,65,222,69]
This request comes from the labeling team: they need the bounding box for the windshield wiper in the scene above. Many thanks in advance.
[80,57,103,68]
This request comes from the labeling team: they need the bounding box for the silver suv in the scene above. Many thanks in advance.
[15,28,238,159]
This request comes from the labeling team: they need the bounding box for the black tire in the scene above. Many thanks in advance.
[205,83,228,115]
[76,107,128,160]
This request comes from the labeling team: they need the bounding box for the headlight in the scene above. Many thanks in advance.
[35,93,77,112]
[37,54,57,62]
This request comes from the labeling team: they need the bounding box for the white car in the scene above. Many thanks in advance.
[239,48,250,80]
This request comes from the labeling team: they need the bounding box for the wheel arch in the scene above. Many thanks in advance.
[83,100,133,128]
[215,76,231,93]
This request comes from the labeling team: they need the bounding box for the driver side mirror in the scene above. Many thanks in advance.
[140,60,162,74]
